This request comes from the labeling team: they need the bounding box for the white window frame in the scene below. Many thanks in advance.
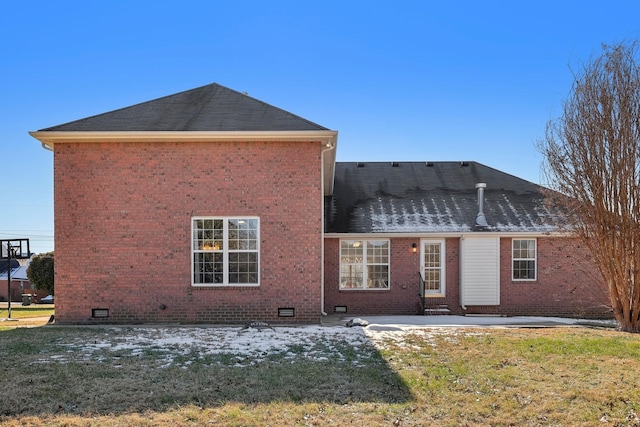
[512,238,537,281]
[339,239,390,290]
[421,239,446,297]
[192,217,260,287]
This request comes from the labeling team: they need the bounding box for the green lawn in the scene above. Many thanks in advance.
[0,324,638,426]
[0,306,54,320]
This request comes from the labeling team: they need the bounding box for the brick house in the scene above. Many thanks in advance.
[324,162,610,318]
[0,259,29,302]
[30,83,611,323]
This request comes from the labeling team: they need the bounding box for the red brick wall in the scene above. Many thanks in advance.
[323,237,460,315]
[54,140,324,324]
[324,236,611,318]
[492,237,610,318]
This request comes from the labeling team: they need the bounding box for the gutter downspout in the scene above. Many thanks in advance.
[460,234,467,311]
[320,140,336,317]
[41,142,53,152]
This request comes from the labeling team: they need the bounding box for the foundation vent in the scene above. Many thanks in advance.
[92,308,110,319]
[278,307,295,317]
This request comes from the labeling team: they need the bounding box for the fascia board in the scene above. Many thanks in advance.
[323,231,572,238]
[30,130,338,147]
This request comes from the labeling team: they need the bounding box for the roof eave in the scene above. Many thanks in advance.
[323,230,570,238]
[30,130,339,147]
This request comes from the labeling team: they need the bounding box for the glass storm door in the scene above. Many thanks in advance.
[421,240,445,297]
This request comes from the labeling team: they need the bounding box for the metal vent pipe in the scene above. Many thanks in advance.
[475,183,489,228]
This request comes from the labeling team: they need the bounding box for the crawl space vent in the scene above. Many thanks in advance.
[334,306,348,313]
[278,307,295,317]
[92,308,109,319]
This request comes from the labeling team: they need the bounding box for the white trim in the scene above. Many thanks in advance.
[420,239,446,297]
[191,216,260,287]
[511,238,537,281]
[320,141,337,315]
[30,130,338,146]
[325,231,569,238]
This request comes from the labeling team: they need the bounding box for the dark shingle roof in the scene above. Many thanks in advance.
[325,161,561,234]
[39,83,329,132]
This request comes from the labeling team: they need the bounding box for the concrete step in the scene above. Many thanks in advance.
[424,305,451,315]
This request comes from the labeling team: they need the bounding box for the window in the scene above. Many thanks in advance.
[192,217,259,286]
[512,239,536,280]
[340,240,389,289]
[421,239,445,295]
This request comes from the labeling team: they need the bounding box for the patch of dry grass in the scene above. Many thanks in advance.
[0,307,53,330]
[1,325,639,426]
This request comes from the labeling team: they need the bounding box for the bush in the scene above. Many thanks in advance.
[26,252,54,295]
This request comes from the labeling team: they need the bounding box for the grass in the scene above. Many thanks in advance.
[0,306,54,330]
[0,322,639,426]
[0,306,54,319]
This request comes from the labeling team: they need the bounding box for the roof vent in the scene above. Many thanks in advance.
[391,162,399,167]
[475,183,489,229]
[356,162,365,168]
[426,162,434,167]
[460,161,469,167]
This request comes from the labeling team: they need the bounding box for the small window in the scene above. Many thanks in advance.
[512,239,536,280]
[340,240,389,290]
[192,217,259,286]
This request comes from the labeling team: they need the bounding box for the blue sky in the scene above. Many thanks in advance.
[2,1,640,254]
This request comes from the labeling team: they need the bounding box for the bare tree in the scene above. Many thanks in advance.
[540,41,640,332]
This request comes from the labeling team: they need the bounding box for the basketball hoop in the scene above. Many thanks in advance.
[1,238,31,320]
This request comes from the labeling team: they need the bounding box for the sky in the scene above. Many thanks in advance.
[2,1,640,255]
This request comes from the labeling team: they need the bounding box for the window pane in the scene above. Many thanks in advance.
[422,241,443,293]
[340,264,363,288]
[193,219,225,251]
[513,260,535,280]
[228,252,258,284]
[424,269,441,291]
[423,244,441,268]
[367,265,389,288]
[340,240,389,290]
[193,217,258,285]
[512,239,536,280]
[367,240,389,264]
[194,252,223,284]
[228,218,258,251]
[341,241,363,263]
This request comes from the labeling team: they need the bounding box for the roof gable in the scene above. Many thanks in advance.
[325,161,562,234]
[39,83,329,132]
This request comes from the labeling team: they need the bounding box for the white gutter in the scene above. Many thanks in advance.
[324,230,567,238]
[320,139,337,317]
[29,130,338,146]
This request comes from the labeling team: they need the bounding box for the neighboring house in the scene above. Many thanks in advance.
[0,259,41,302]
[30,83,611,324]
